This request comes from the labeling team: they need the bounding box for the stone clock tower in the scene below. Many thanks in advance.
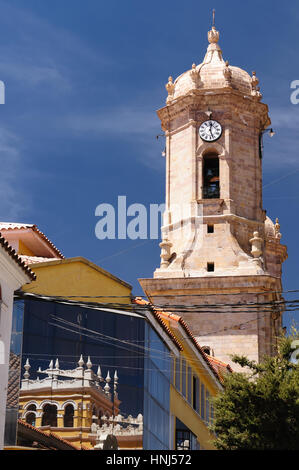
[139,23,288,369]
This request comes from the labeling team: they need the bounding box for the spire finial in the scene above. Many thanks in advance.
[207,17,220,44]
[24,358,30,379]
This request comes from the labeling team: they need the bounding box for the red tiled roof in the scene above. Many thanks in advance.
[133,297,231,384]
[133,297,183,351]
[205,355,233,380]
[0,233,36,281]
[0,223,64,259]
[18,419,87,450]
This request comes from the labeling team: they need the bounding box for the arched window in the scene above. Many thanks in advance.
[41,404,57,427]
[26,412,36,426]
[27,404,37,412]
[64,404,74,427]
[203,153,220,199]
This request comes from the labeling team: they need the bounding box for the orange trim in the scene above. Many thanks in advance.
[0,233,36,281]
[133,297,231,384]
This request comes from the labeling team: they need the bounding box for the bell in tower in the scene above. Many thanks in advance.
[139,20,288,370]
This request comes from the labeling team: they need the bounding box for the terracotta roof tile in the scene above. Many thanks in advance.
[18,419,83,450]
[133,297,182,350]
[133,297,231,384]
[0,223,64,259]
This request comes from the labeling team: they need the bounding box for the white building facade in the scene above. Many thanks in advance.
[0,233,35,450]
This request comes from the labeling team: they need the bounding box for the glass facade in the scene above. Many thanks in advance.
[5,297,173,449]
[4,300,25,447]
[143,323,171,450]
[175,418,200,450]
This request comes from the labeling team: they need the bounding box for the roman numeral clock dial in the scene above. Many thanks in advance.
[199,120,222,142]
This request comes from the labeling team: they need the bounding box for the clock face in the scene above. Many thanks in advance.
[199,120,222,142]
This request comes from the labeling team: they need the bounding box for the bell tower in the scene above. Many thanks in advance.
[139,22,288,369]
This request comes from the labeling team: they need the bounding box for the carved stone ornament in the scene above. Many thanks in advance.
[223,60,232,87]
[159,238,172,268]
[190,63,199,88]
[275,218,282,239]
[251,71,262,100]
[165,76,175,104]
[208,26,220,44]
[249,231,263,258]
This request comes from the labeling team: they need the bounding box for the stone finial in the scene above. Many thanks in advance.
[97,364,103,382]
[190,63,199,88]
[251,71,262,100]
[159,238,173,268]
[165,76,175,104]
[204,25,224,64]
[49,360,53,370]
[249,231,263,258]
[104,371,111,395]
[223,60,232,86]
[24,358,30,379]
[275,218,282,239]
[251,71,259,87]
[54,358,59,369]
[86,356,92,369]
[208,26,220,44]
[78,354,84,368]
[114,370,118,398]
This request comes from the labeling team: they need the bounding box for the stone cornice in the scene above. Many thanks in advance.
[157,89,270,131]
[140,274,282,297]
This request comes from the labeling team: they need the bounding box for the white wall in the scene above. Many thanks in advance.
[0,249,31,450]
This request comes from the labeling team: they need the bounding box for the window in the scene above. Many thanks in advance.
[187,366,192,404]
[26,412,36,426]
[182,359,186,398]
[207,224,214,233]
[192,376,198,412]
[176,429,191,450]
[175,418,198,451]
[202,345,211,355]
[207,262,214,272]
[27,404,36,412]
[64,404,74,427]
[170,354,175,385]
[41,404,57,427]
[200,383,205,421]
[203,154,220,199]
[175,357,181,391]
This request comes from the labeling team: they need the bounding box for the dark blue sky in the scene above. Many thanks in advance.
[0,0,298,328]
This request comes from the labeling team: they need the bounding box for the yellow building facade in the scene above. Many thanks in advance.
[18,356,120,449]
[136,299,231,450]
[163,311,230,450]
